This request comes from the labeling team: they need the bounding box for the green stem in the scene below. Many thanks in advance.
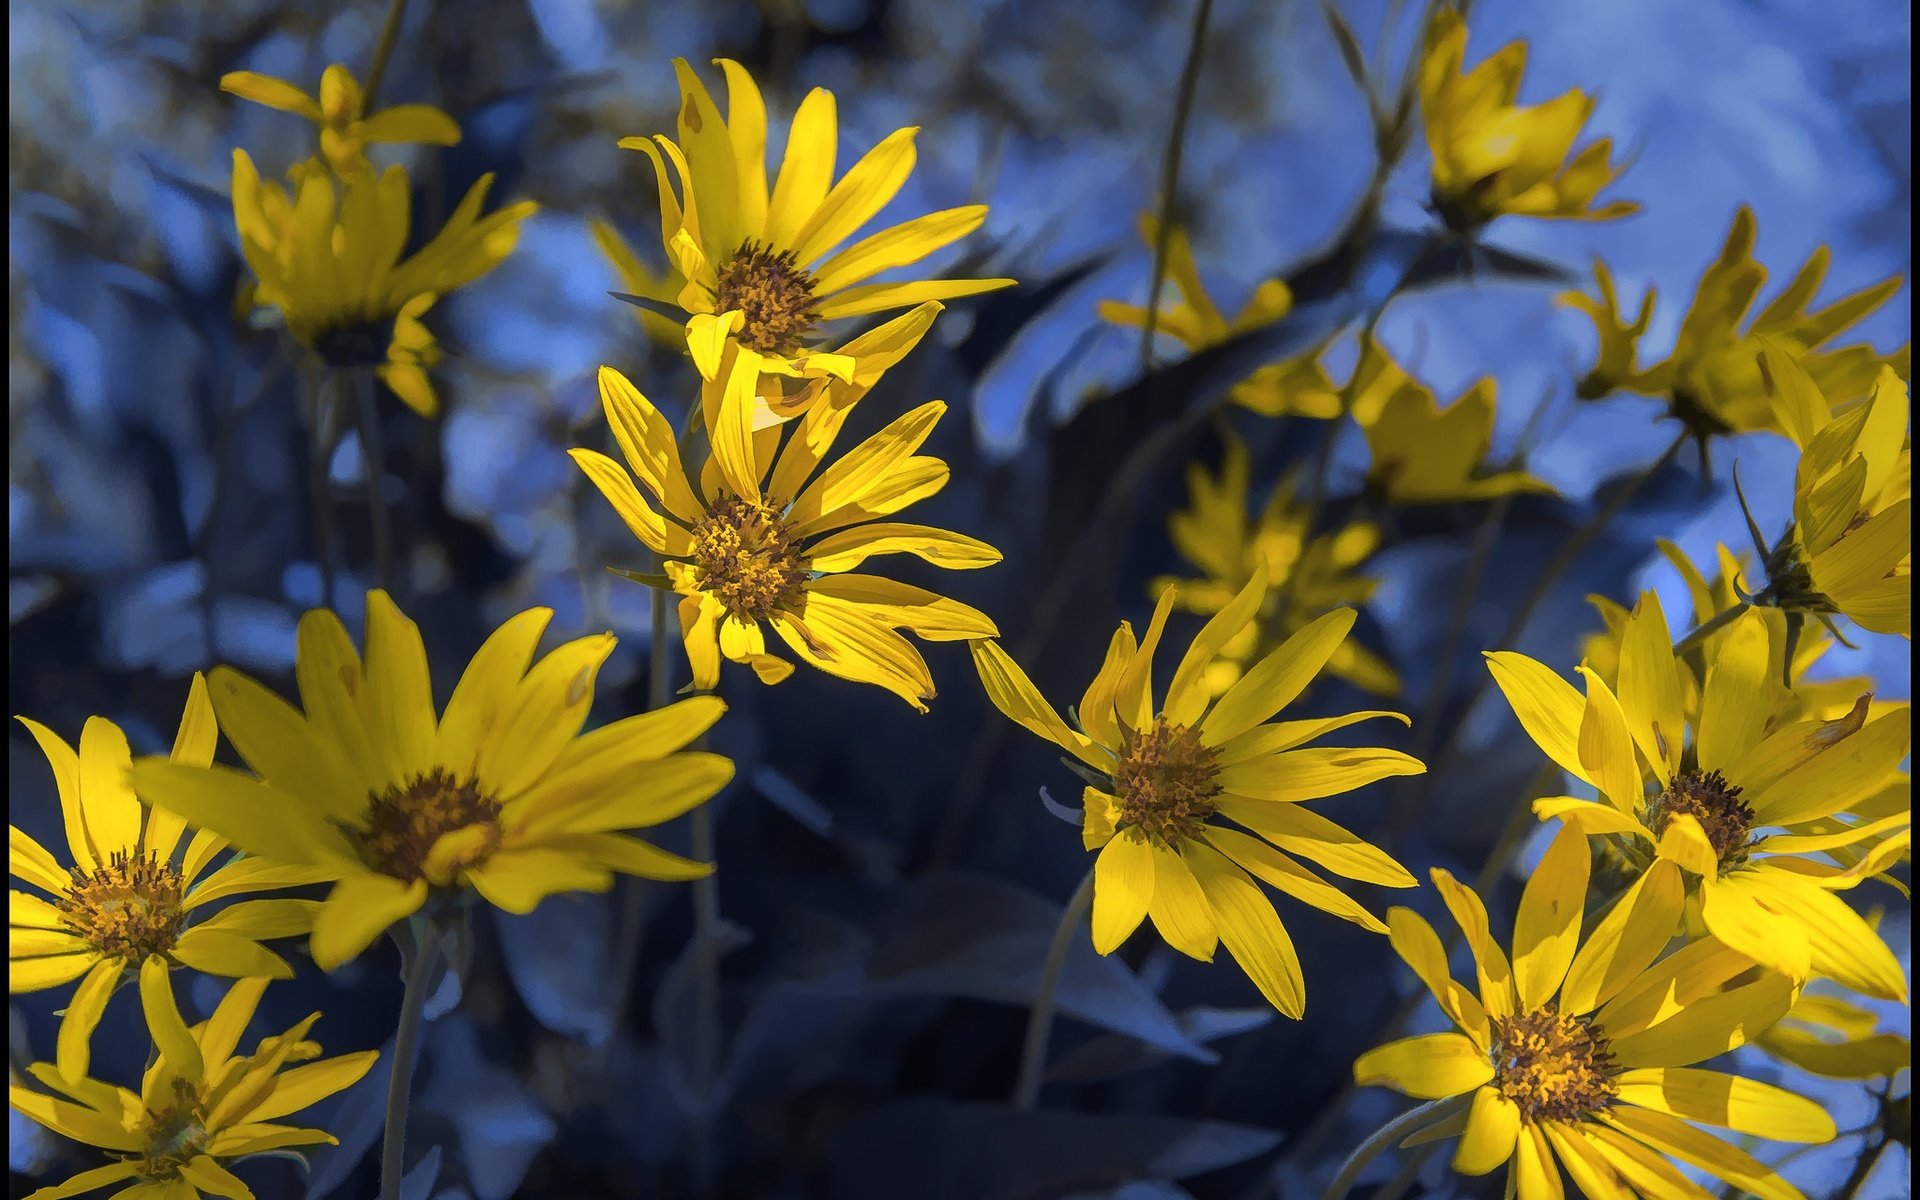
[1138,0,1217,373]
[1012,867,1096,1111]
[1322,1095,1469,1200]
[355,369,394,594]
[361,0,411,108]
[380,920,439,1200]
[1671,601,1751,660]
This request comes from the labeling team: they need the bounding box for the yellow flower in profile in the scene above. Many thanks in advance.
[1353,836,1833,1200]
[571,354,1000,710]
[1762,353,1911,638]
[11,677,330,1083]
[1560,207,1908,439]
[221,63,460,177]
[230,150,536,416]
[130,592,734,971]
[970,569,1422,1017]
[1153,435,1398,699]
[1096,215,1340,419]
[624,58,1013,402]
[1348,337,1554,503]
[1488,597,1912,1001]
[10,975,376,1199]
[1417,8,1635,232]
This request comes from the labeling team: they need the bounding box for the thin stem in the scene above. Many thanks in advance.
[606,585,675,1023]
[1322,1095,1469,1200]
[361,0,411,108]
[306,360,340,608]
[355,369,394,594]
[1012,867,1096,1111]
[1370,1139,1438,1200]
[1672,601,1751,660]
[1138,0,1217,373]
[380,920,439,1200]
[688,744,723,1198]
[1839,1136,1891,1200]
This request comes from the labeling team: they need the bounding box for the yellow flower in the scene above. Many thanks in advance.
[1417,8,1635,232]
[591,216,695,348]
[1153,435,1399,699]
[1349,337,1554,503]
[1762,353,1911,638]
[10,973,376,1199]
[970,569,1422,1017]
[128,592,734,971]
[570,353,1000,710]
[625,58,1013,405]
[221,63,460,177]
[1488,597,1912,1001]
[1756,988,1911,1081]
[1560,207,1908,439]
[1095,215,1340,419]
[11,676,330,1084]
[230,150,536,416]
[1354,837,1834,1200]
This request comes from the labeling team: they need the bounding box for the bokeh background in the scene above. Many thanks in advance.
[8,0,1910,1197]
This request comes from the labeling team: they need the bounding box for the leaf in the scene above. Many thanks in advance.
[1046,1004,1277,1083]
[494,891,618,1046]
[416,1016,558,1200]
[608,291,687,324]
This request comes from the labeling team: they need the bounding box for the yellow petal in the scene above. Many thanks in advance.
[205,666,365,824]
[1454,1087,1520,1175]
[1199,609,1356,745]
[56,959,121,1082]
[1352,1031,1494,1099]
[1609,975,1793,1069]
[1183,839,1305,1016]
[1575,667,1643,813]
[765,87,837,249]
[16,717,94,871]
[1511,824,1588,1011]
[1616,591,1683,781]
[1483,652,1591,785]
[1145,839,1216,961]
[480,634,617,800]
[1090,829,1154,955]
[1612,1068,1835,1142]
[1384,905,1488,1045]
[129,762,359,869]
[967,640,1104,768]
[790,126,918,267]
[309,874,427,971]
[219,71,320,118]
[1215,798,1414,887]
[1214,746,1425,803]
[1431,868,1515,1019]
[1559,859,1683,1014]
[139,957,204,1081]
[76,718,141,860]
[1695,610,1770,775]
[433,607,553,779]
[1204,827,1388,935]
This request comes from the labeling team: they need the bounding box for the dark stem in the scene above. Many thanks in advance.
[688,703,723,1199]
[380,919,439,1200]
[606,585,675,1023]
[1839,1137,1891,1200]
[307,361,340,609]
[1671,601,1751,660]
[1138,0,1218,373]
[1322,1095,1470,1200]
[361,0,411,108]
[1012,867,1096,1110]
[356,369,394,594]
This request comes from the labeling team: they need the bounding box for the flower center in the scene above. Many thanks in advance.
[1762,532,1837,615]
[136,1080,209,1181]
[58,852,186,963]
[715,241,821,354]
[1491,1004,1619,1123]
[311,314,398,367]
[361,768,503,885]
[1649,767,1756,867]
[1112,719,1222,847]
[691,495,811,621]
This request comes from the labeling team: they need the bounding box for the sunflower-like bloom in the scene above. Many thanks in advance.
[1353,836,1834,1200]
[570,355,1000,709]
[970,569,1422,1017]
[221,63,459,177]
[1488,596,1912,1001]
[1762,355,1911,638]
[128,593,734,971]
[1152,435,1398,699]
[230,150,535,417]
[10,975,375,1199]
[11,677,330,1083]
[1560,207,1908,439]
[1095,215,1339,419]
[1349,337,1554,503]
[624,57,1012,403]
[1417,8,1635,232]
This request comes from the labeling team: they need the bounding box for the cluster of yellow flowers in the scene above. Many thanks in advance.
[9,6,1909,1200]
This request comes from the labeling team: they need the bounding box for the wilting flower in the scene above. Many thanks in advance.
[1348,337,1553,503]
[130,593,733,970]
[571,355,999,709]
[1095,214,1339,419]
[1417,8,1635,232]
[230,150,536,416]
[970,569,1422,1016]
[1560,207,1908,443]
[221,63,459,177]
[623,57,1011,402]
[10,975,376,1199]
[1489,597,1911,1001]
[1760,353,1911,639]
[1153,435,1398,699]
[1353,837,1833,1200]
[11,677,328,1082]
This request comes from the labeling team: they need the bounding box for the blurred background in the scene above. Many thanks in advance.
[8,0,1910,1196]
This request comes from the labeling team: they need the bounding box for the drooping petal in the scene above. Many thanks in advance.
[1090,829,1153,955]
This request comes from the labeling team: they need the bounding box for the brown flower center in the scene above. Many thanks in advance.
[691,495,811,621]
[1649,767,1756,866]
[1491,1004,1619,1122]
[135,1080,209,1181]
[58,851,186,963]
[361,768,503,884]
[1112,719,1222,847]
[715,241,821,354]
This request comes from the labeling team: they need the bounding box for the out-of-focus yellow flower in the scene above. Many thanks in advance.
[1153,435,1398,699]
[1560,207,1908,441]
[130,593,734,971]
[1096,215,1340,419]
[1353,839,1832,1199]
[971,569,1421,1017]
[10,975,376,1199]
[230,150,535,416]
[222,63,460,177]
[571,351,1000,710]
[1417,8,1635,231]
[592,216,695,348]
[1348,338,1554,503]
[1758,987,1910,1081]
[1490,598,1911,1001]
[1763,352,1911,638]
[624,58,1011,408]
[11,677,330,1084]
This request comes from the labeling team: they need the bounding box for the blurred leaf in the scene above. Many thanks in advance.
[417,1016,558,1200]
[495,891,616,1046]
[400,1145,442,1200]
[651,915,754,1115]
[1047,1005,1277,1084]
[303,1034,397,1200]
